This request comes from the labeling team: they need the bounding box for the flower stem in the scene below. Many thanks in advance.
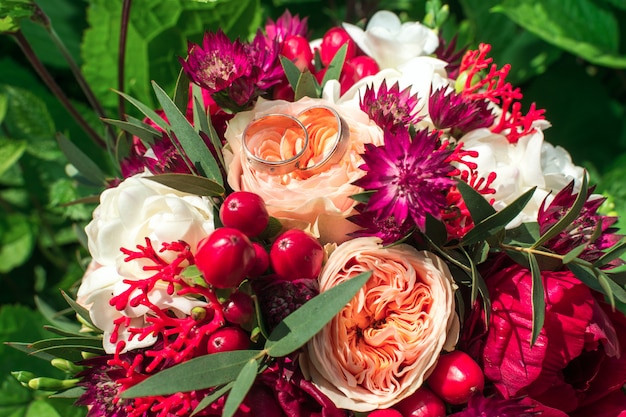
[118,0,133,120]
[10,31,107,149]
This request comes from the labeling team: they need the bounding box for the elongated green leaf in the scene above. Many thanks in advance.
[152,81,223,185]
[30,337,104,351]
[192,383,234,416]
[460,247,490,323]
[598,270,626,306]
[61,290,97,330]
[294,70,320,100]
[495,0,626,68]
[504,222,540,246]
[279,56,302,93]
[34,296,81,333]
[122,350,262,398]
[597,271,615,310]
[455,179,496,223]
[49,387,87,399]
[222,360,258,417]
[102,118,160,143]
[114,89,170,131]
[56,133,107,185]
[462,187,536,245]
[424,214,448,246]
[145,173,224,197]
[265,271,371,357]
[5,341,57,362]
[0,138,27,177]
[594,239,626,268]
[562,244,587,264]
[31,345,104,362]
[43,325,99,339]
[321,44,347,87]
[528,253,545,346]
[173,67,190,115]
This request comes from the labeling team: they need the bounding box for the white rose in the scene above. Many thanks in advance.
[85,174,215,278]
[460,128,585,227]
[342,10,439,69]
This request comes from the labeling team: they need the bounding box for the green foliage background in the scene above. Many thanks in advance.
[0,0,625,414]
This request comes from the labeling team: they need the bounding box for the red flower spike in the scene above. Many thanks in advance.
[458,43,545,143]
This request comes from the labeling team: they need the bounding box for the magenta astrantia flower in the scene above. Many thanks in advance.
[538,181,623,266]
[449,394,538,417]
[75,357,132,417]
[359,81,421,131]
[429,86,495,135]
[434,35,466,80]
[265,9,308,42]
[353,127,455,231]
[348,203,414,245]
[181,30,282,111]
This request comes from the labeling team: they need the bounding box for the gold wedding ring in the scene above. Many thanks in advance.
[242,106,350,176]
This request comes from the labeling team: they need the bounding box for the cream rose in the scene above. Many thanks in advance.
[302,237,459,411]
[223,97,384,244]
[459,127,586,227]
[85,174,215,278]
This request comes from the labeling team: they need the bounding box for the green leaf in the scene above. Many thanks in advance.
[0,213,36,273]
[34,296,81,334]
[462,187,536,245]
[152,81,223,185]
[0,138,26,177]
[121,350,262,398]
[562,244,587,264]
[114,89,169,131]
[320,44,347,87]
[594,239,626,268]
[532,175,588,249]
[528,252,545,346]
[173,67,190,116]
[494,0,626,68]
[294,70,320,100]
[222,359,258,417]
[504,222,540,246]
[0,0,35,33]
[56,133,106,186]
[455,179,496,223]
[102,118,160,143]
[459,247,491,322]
[280,55,302,94]
[424,214,448,246]
[191,382,233,416]
[264,271,371,357]
[30,337,104,351]
[145,173,224,197]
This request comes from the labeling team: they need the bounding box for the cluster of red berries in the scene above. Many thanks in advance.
[367,350,485,417]
[277,26,380,98]
[193,191,325,351]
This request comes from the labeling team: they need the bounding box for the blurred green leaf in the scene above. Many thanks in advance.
[0,137,27,177]
[146,173,225,197]
[0,0,35,34]
[494,0,626,68]
[0,213,36,273]
[56,133,107,186]
[528,252,545,346]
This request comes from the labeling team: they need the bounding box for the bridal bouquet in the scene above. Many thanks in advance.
[8,2,626,417]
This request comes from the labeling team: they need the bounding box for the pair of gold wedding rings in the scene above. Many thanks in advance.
[242,106,350,176]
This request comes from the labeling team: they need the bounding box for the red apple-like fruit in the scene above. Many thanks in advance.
[368,409,403,417]
[393,386,446,417]
[426,350,485,405]
[270,229,324,281]
[219,191,269,238]
[248,242,270,278]
[223,291,254,325]
[206,326,250,354]
[281,35,314,71]
[320,27,357,66]
[195,228,255,289]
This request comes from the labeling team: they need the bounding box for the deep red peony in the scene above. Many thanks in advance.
[461,256,626,416]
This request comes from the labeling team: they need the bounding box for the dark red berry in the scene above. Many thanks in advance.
[219,191,269,238]
[281,35,313,71]
[223,291,254,325]
[347,55,380,79]
[427,351,485,405]
[270,229,324,281]
[320,27,356,66]
[368,409,403,417]
[393,386,446,417]
[206,326,250,354]
[195,228,255,289]
[248,242,270,278]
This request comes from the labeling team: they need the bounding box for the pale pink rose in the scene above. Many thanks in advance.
[223,97,384,244]
[302,237,459,411]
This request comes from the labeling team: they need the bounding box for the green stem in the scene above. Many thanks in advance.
[118,0,133,120]
[10,31,107,149]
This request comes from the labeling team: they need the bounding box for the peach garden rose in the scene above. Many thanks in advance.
[223,97,384,244]
[302,237,459,412]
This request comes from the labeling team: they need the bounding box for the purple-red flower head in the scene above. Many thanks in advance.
[265,10,309,42]
[429,86,495,136]
[354,127,455,231]
[360,81,421,131]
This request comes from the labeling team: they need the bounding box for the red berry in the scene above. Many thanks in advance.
[270,229,324,281]
[427,351,485,405]
[368,410,403,417]
[249,242,270,277]
[320,27,356,66]
[220,191,269,238]
[281,35,313,71]
[272,78,295,101]
[347,55,380,79]
[206,326,250,354]
[393,386,446,417]
[223,291,254,325]
[195,228,255,289]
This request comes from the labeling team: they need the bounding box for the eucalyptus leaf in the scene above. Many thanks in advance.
[30,345,104,362]
[455,179,496,223]
[562,244,587,264]
[528,253,545,346]
[279,56,302,93]
[265,271,371,357]
[594,239,626,268]
[102,118,160,143]
[43,325,99,339]
[532,175,588,249]
[5,341,57,362]
[145,173,224,196]
[34,296,81,333]
[294,70,321,100]
[152,81,223,185]
[222,359,258,417]
[30,337,104,351]
[49,386,87,399]
[114,89,169,131]
[192,382,233,416]
[60,290,97,331]
[460,247,490,323]
[320,44,347,87]
[173,67,190,115]
[121,350,262,398]
[462,187,536,245]
[424,214,448,247]
[504,222,540,246]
